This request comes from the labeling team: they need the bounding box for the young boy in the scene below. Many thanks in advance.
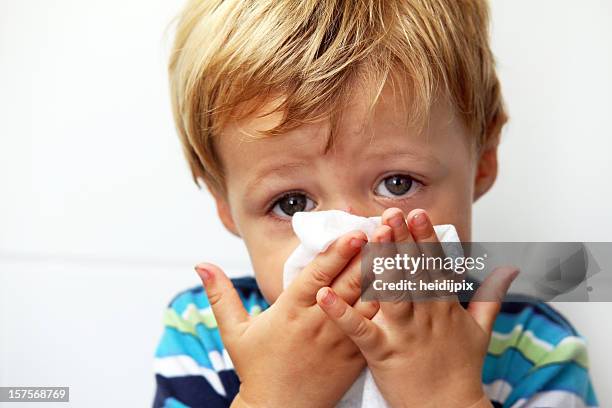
[154,0,598,407]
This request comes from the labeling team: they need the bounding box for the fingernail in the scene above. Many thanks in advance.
[412,211,428,227]
[194,264,212,282]
[510,268,520,281]
[321,288,336,306]
[350,238,367,248]
[389,214,404,228]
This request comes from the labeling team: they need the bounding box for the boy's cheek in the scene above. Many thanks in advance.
[425,178,475,241]
[246,237,299,304]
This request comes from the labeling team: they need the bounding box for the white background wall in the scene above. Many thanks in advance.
[1,1,611,406]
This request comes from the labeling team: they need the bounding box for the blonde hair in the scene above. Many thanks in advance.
[169,0,507,193]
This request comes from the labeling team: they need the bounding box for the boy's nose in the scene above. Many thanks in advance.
[322,196,379,217]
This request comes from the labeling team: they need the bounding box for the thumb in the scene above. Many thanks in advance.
[195,263,249,341]
[467,266,519,335]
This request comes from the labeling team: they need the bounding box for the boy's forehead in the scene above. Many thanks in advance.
[217,84,465,168]
[227,81,380,141]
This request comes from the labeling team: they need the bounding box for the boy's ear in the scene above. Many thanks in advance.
[473,138,499,202]
[204,181,241,237]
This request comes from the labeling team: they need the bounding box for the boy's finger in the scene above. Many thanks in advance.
[407,209,444,260]
[353,298,380,320]
[195,263,249,340]
[359,226,407,303]
[382,207,413,243]
[382,208,420,281]
[374,224,407,283]
[380,299,414,323]
[329,254,363,306]
[468,266,519,335]
[286,231,367,307]
[407,209,456,303]
[316,287,380,352]
[331,226,396,306]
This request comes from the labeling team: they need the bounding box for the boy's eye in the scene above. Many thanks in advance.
[271,193,316,218]
[375,174,420,198]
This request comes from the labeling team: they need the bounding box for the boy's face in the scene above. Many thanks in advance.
[212,79,498,304]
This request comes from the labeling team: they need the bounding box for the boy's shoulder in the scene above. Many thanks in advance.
[153,277,268,408]
[484,300,598,407]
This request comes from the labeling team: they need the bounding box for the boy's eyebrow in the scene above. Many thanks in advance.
[366,148,442,166]
[246,161,308,190]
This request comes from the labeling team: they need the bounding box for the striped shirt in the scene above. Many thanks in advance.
[153,277,598,408]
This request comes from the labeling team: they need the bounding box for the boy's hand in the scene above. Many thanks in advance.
[316,208,518,408]
[195,231,378,408]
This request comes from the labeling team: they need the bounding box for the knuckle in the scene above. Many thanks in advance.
[346,270,362,294]
[376,347,395,362]
[334,301,350,320]
[325,329,346,349]
[351,318,370,339]
[360,302,378,319]
[285,305,300,323]
[206,289,224,307]
[423,313,434,331]
[207,286,239,310]
[448,302,463,319]
[309,262,331,285]
[432,299,452,316]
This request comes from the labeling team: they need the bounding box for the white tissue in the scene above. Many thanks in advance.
[282,210,461,408]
